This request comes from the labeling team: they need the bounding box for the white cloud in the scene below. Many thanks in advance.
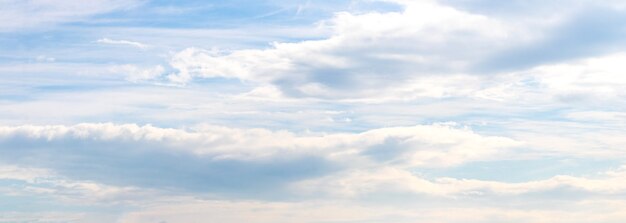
[5,163,626,223]
[0,0,143,32]
[529,53,626,101]
[0,164,146,205]
[0,212,85,223]
[0,122,524,203]
[118,198,416,223]
[1,123,625,222]
[566,111,626,124]
[509,124,626,158]
[9,122,626,204]
[109,64,165,82]
[0,165,51,183]
[164,0,515,98]
[155,0,626,103]
[466,52,626,106]
[4,0,626,222]
[96,38,151,49]
[35,55,56,62]
[0,123,520,166]
[294,165,626,198]
[117,195,626,223]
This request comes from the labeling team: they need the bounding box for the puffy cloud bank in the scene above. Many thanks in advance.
[0,123,519,195]
[2,123,626,222]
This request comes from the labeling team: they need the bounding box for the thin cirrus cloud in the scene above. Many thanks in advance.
[96,38,152,49]
[109,64,165,82]
[0,0,143,32]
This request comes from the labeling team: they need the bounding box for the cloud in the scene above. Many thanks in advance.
[4,0,626,222]
[440,0,626,17]
[0,165,51,183]
[117,194,626,223]
[473,52,626,104]
[158,0,626,101]
[294,166,626,198]
[565,111,626,124]
[0,123,520,197]
[0,212,85,223]
[96,38,151,49]
[475,8,626,72]
[35,55,55,63]
[0,0,143,32]
[109,64,165,82]
[164,0,512,97]
[1,123,624,221]
[527,53,626,101]
[0,164,144,204]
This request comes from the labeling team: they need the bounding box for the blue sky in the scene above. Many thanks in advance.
[2,0,626,222]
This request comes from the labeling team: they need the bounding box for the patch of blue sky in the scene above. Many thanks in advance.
[78,0,403,29]
[0,95,32,102]
[78,1,304,29]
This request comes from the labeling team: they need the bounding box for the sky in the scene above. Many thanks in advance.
[2,0,626,222]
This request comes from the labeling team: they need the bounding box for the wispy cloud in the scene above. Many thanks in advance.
[0,0,143,32]
[97,38,151,49]
[109,64,164,82]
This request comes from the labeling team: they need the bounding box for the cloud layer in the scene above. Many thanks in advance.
[0,0,143,32]
[0,123,520,196]
[1,123,625,222]
[3,0,626,222]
